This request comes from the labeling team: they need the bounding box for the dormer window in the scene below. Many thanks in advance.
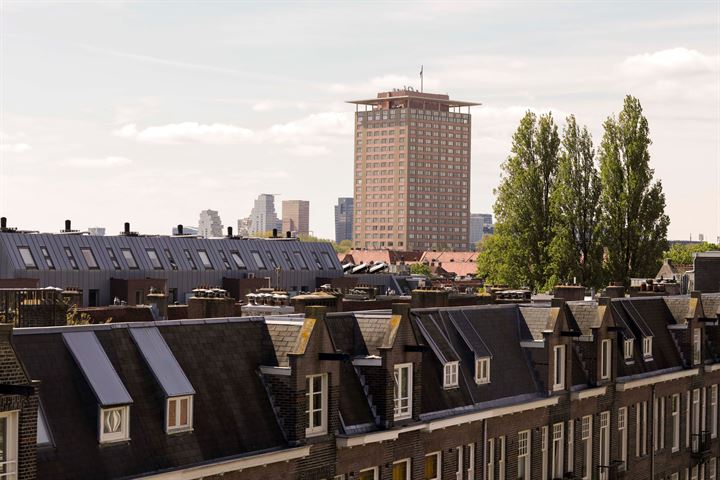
[18,246,37,269]
[693,329,702,365]
[0,411,19,478]
[100,406,130,443]
[643,337,653,359]
[305,374,328,437]
[624,339,634,360]
[475,357,490,384]
[553,345,566,391]
[443,361,459,388]
[600,339,611,380]
[393,363,412,420]
[166,396,193,433]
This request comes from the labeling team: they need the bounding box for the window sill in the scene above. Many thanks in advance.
[167,426,194,435]
[305,429,328,438]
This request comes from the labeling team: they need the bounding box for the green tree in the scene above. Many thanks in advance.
[479,111,561,290]
[664,242,719,265]
[475,233,525,286]
[598,95,669,284]
[410,263,432,276]
[548,115,603,289]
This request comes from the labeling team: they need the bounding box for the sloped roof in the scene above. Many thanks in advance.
[519,306,550,341]
[567,302,602,336]
[419,251,477,263]
[266,320,304,367]
[355,314,392,355]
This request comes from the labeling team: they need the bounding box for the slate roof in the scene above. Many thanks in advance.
[265,320,304,367]
[355,314,392,355]
[13,319,287,480]
[519,306,550,341]
[703,293,720,317]
[664,296,691,324]
[567,302,601,336]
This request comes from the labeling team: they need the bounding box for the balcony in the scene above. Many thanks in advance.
[691,431,711,462]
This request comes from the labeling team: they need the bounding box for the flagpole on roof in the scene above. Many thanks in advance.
[420,65,424,93]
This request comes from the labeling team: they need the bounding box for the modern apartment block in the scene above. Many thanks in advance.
[249,194,281,235]
[7,291,720,479]
[469,213,493,248]
[282,200,310,236]
[349,89,478,251]
[198,209,223,238]
[334,197,353,243]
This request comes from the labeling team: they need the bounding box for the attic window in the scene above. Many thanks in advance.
[624,339,634,360]
[230,251,246,269]
[18,246,37,269]
[167,396,193,433]
[121,248,138,269]
[443,361,459,388]
[80,247,99,270]
[475,357,490,384]
[197,250,213,270]
[643,337,653,359]
[64,247,78,270]
[0,411,18,477]
[553,345,566,391]
[600,339,611,380]
[100,406,130,443]
[693,329,701,365]
[305,374,328,437]
[251,251,266,270]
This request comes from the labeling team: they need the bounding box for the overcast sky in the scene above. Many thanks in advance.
[1,1,718,242]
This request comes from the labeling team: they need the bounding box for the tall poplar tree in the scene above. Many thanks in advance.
[598,95,669,284]
[548,115,603,288]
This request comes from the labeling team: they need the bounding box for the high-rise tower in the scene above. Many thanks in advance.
[348,89,478,251]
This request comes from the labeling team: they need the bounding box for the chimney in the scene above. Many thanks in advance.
[272,228,278,238]
[227,226,233,237]
[554,285,585,302]
[64,219,71,232]
[691,291,702,299]
[286,231,291,238]
[0,217,6,230]
[411,289,449,309]
[124,222,131,235]
[177,224,184,235]
[604,283,626,298]
[551,297,566,308]
[598,297,611,307]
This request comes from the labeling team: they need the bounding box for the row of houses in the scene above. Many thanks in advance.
[1,290,720,479]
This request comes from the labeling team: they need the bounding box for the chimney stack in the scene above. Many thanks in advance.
[227,226,233,237]
[64,219,72,232]
[286,231,291,238]
[272,228,278,238]
[177,224,184,235]
[0,217,6,230]
[124,222,130,235]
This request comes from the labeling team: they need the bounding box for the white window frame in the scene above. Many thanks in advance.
[466,443,475,480]
[599,411,610,480]
[672,393,680,452]
[624,339,634,360]
[99,405,130,444]
[305,373,328,437]
[0,410,19,480]
[581,416,592,480]
[711,385,718,439]
[541,426,548,480]
[393,459,411,480]
[456,446,463,480]
[425,451,442,480]
[600,339,611,380]
[709,457,717,480]
[635,401,647,456]
[686,390,691,448]
[166,395,193,433]
[444,361,459,389]
[643,336,653,359]
[518,430,531,480]
[653,397,659,452]
[487,438,495,480]
[393,363,413,420]
[567,420,574,472]
[552,423,564,479]
[660,396,666,450]
[693,329,702,365]
[553,345,566,391]
[618,407,627,470]
[498,436,505,480]
[475,357,490,384]
[692,388,701,452]
[358,466,378,480]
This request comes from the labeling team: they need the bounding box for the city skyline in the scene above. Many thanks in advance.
[1,2,718,241]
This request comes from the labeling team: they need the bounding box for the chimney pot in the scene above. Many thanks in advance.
[272,228,278,238]
[124,222,130,234]
[64,219,71,231]
[0,217,6,229]
[286,231,291,238]
[227,226,233,237]
[177,224,183,235]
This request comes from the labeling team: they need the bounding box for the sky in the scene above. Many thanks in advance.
[0,1,718,242]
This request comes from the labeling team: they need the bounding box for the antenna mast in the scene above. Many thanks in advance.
[420,65,424,92]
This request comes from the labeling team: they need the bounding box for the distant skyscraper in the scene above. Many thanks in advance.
[88,227,106,236]
[249,194,281,235]
[236,217,251,237]
[470,213,493,248]
[198,210,223,238]
[282,200,310,236]
[334,197,353,243]
[349,88,478,251]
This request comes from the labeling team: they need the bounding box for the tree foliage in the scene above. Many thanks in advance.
[410,263,431,276]
[664,242,719,265]
[598,95,669,283]
[548,115,603,289]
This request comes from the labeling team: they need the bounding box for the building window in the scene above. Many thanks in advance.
[183,250,197,270]
[553,345,565,391]
[671,393,680,452]
[618,407,627,470]
[230,251,246,269]
[393,459,410,480]
[218,250,231,270]
[693,329,701,365]
[600,339,611,379]
[321,251,336,269]
[282,251,295,270]
[518,430,531,480]
[197,250,213,270]
[163,249,178,270]
[18,246,37,269]
[711,385,718,439]
[623,339,633,360]
[581,416,592,480]
[266,251,278,269]
[358,467,378,480]
[709,458,717,480]
[498,436,505,480]
[551,423,564,479]
[305,374,327,437]
[40,246,55,269]
[393,363,412,420]
[0,411,18,479]
[121,248,138,269]
[456,446,464,480]
[99,405,130,443]
[294,251,309,269]
[106,247,121,270]
[599,412,610,480]
[642,336,652,359]
[311,252,323,270]
[466,443,475,480]
[64,247,79,269]
[692,388,700,452]
[567,420,574,472]
[488,437,495,480]
[166,396,193,433]
[541,427,548,480]
[636,401,647,456]
[424,452,441,480]
[475,357,490,384]
[659,396,666,449]
[444,361,459,388]
[146,249,163,270]
[80,247,99,269]
[251,251,266,270]
[37,405,53,447]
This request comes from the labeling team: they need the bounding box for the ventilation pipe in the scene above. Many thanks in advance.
[286,231,291,238]
[272,228,278,238]
[227,226,233,237]
[0,217,6,230]
[124,222,131,235]
[64,219,72,232]
[177,224,184,235]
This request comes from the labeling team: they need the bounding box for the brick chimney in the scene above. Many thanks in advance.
[187,289,236,319]
[411,289,449,309]
[554,285,585,302]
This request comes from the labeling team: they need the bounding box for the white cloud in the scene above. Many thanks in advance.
[0,142,32,153]
[266,112,353,140]
[329,74,441,95]
[284,145,331,157]
[621,47,719,78]
[60,156,133,168]
[114,122,254,144]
